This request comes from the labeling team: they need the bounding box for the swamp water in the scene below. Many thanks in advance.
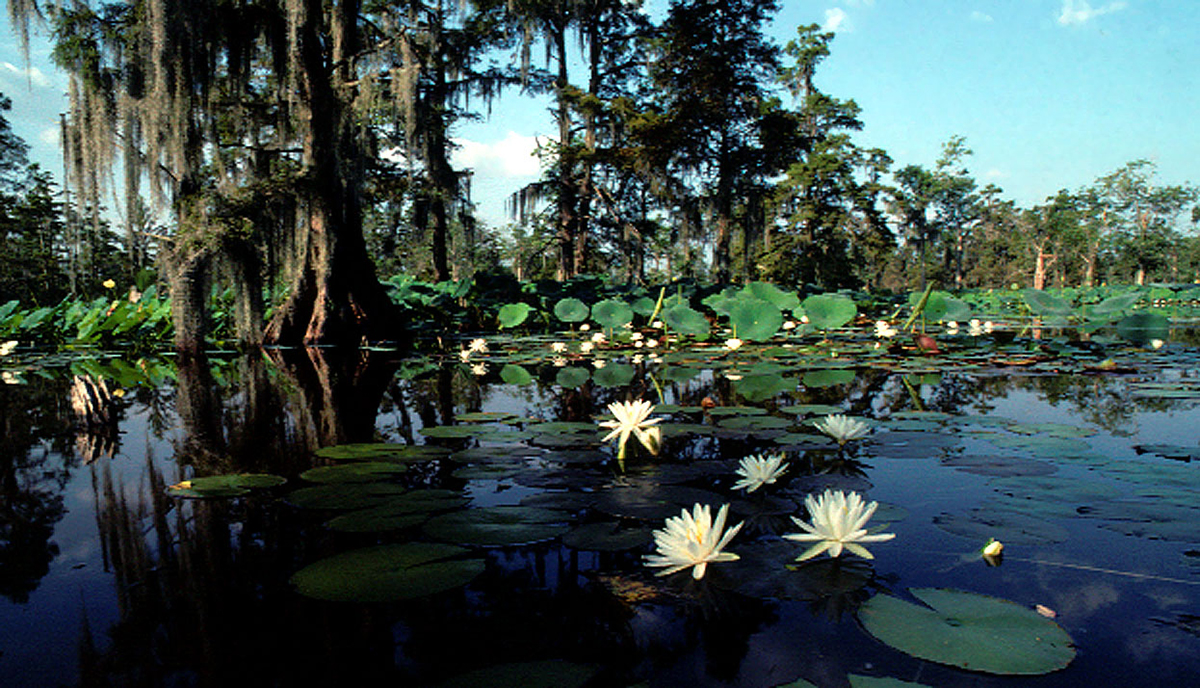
[1,336,1199,687]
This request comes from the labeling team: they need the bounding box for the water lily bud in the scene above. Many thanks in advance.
[982,539,1004,557]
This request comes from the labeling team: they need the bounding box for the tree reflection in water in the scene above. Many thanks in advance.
[1,352,1196,685]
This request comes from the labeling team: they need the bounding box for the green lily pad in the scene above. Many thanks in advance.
[168,473,286,498]
[286,483,407,510]
[299,461,408,484]
[802,369,856,388]
[858,588,1075,675]
[562,521,653,551]
[435,660,596,688]
[1023,289,1074,317]
[1116,312,1169,345]
[325,490,469,532]
[848,676,931,688]
[932,508,1069,544]
[593,485,727,521]
[942,455,1057,478]
[455,411,518,423]
[778,404,844,417]
[740,281,801,311]
[733,374,796,402]
[424,506,570,546]
[314,443,448,461]
[290,542,484,602]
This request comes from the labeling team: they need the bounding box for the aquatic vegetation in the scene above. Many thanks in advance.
[598,399,662,459]
[732,452,789,493]
[785,489,895,561]
[643,503,744,579]
[814,414,871,444]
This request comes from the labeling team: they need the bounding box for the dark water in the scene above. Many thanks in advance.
[1,346,1199,687]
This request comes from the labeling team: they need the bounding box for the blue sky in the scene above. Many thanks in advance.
[2,1,1197,228]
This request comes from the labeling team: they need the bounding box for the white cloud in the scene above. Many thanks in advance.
[1,61,50,88]
[1057,0,1126,26]
[452,131,544,179]
[823,7,850,33]
[970,10,994,23]
[985,168,1007,180]
[38,126,59,147]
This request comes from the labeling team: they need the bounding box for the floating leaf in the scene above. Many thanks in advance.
[1023,289,1073,317]
[739,281,801,311]
[592,362,635,388]
[424,506,570,546]
[300,462,408,484]
[286,483,407,510]
[803,369,856,388]
[562,521,653,551]
[555,366,590,388]
[1116,312,1169,345]
[858,588,1075,675]
[290,542,484,602]
[932,508,1068,544]
[168,473,285,498]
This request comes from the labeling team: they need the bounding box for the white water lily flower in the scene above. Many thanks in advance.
[724,337,743,351]
[646,338,659,348]
[782,320,796,330]
[982,539,1004,557]
[945,320,959,335]
[593,359,607,369]
[1150,339,1164,349]
[0,340,16,357]
[732,453,789,493]
[968,319,985,336]
[458,348,472,362]
[631,353,644,364]
[552,356,568,367]
[813,414,870,444]
[470,362,487,376]
[599,399,662,459]
[551,341,567,353]
[874,320,897,338]
[644,503,744,579]
[468,338,489,354]
[580,341,595,354]
[580,323,591,332]
[591,332,607,343]
[784,489,895,561]
[631,331,644,341]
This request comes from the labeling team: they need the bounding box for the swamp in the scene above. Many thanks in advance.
[2,289,1199,687]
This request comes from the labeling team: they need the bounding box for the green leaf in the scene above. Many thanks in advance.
[498,302,533,328]
[590,298,633,329]
[1022,289,1073,317]
[423,506,570,546]
[802,294,857,330]
[555,366,591,388]
[661,304,710,336]
[500,363,533,385]
[290,542,484,602]
[1116,312,1169,345]
[552,297,589,323]
[728,299,783,341]
[739,281,801,310]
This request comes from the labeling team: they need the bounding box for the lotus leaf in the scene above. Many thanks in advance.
[728,299,783,341]
[802,294,856,330]
[300,461,408,484]
[858,588,1075,675]
[498,302,534,328]
[286,483,407,510]
[555,366,590,388]
[661,304,711,336]
[591,298,633,329]
[1023,289,1074,317]
[552,297,589,323]
[500,363,533,385]
[1116,312,1169,345]
[562,521,653,551]
[592,362,635,387]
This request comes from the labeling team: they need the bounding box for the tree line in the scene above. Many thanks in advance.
[2,0,1198,350]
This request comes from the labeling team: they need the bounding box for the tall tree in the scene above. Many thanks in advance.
[645,0,792,283]
[10,0,406,350]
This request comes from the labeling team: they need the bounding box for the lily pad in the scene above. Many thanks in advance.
[290,542,484,602]
[592,362,635,388]
[299,461,408,484]
[555,366,591,388]
[424,506,570,546]
[858,588,1075,675]
[932,508,1069,544]
[802,294,857,330]
[562,521,653,551]
[498,302,533,328]
[500,363,534,386]
[728,299,783,342]
[553,297,590,323]
[591,298,634,330]
[168,473,286,498]
[286,483,407,510]
[661,304,711,337]
[314,443,448,462]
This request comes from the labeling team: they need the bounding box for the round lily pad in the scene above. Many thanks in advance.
[728,299,783,342]
[858,588,1075,675]
[424,506,571,546]
[498,302,533,328]
[290,542,484,602]
[555,366,591,388]
[325,490,469,532]
[591,298,633,330]
[562,521,653,551]
[592,362,635,388]
[661,304,710,336]
[932,508,1069,545]
[168,473,286,498]
[500,363,533,386]
[802,294,857,330]
[299,461,408,484]
[314,443,449,462]
[286,483,407,510]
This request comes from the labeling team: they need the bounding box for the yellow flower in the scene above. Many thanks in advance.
[102,278,116,289]
[599,399,662,459]
[644,503,743,580]
[784,489,895,561]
